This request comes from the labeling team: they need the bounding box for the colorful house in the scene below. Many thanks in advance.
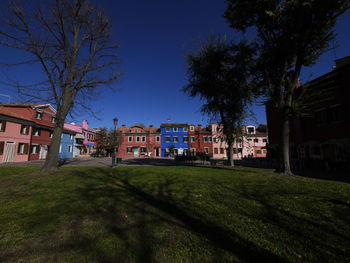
[117,124,161,158]
[0,106,33,163]
[81,120,96,156]
[160,123,189,157]
[59,129,76,159]
[211,124,268,159]
[0,103,56,161]
[64,122,83,157]
[188,124,213,156]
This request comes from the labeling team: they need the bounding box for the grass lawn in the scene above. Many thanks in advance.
[0,166,349,263]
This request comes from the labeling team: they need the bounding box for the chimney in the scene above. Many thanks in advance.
[122,124,126,127]
[149,125,153,128]
[198,124,202,129]
[82,120,89,129]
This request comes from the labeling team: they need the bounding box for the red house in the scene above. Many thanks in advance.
[117,124,161,158]
[266,56,350,170]
[0,103,56,160]
[188,124,213,156]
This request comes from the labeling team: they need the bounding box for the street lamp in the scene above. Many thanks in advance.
[112,117,119,167]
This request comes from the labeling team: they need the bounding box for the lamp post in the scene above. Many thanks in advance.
[112,117,118,167]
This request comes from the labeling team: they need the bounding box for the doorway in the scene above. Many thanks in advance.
[3,142,15,163]
[133,147,139,157]
[39,145,48,160]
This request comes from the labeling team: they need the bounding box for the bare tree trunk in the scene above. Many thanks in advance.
[227,139,234,167]
[41,124,63,172]
[282,117,293,175]
[41,102,71,172]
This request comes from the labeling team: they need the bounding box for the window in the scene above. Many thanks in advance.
[127,147,132,153]
[214,148,218,154]
[263,139,267,143]
[33,128,41,136]
[0,141,4,155]
[256,150,262,154]
[30,145,39,154]
[165,127,170,132]
[248,138,252,142]
[59,145,62,152]
[203,137,208,142]
[220,148,224,154]
[236,139,242,143]
[50,132,53,138]
[165,136,170,143]
[204,147,209,154]
[183,136,188,142]
[254,139,259,143]
[173,137,178,143]
[208,137,212,142]
[238,148,242,153]
[156,136,160,142]
[51,117,56,123]
[190,148,196,154]
[36,112,43,120]
[190,137,195,142]
[0,121,6,132]
[140,147,147,153]
[20,125,29,135]
[18,143,29,154]
[183,127,188,132]
[190,126,195,131]
[173,127,178,132]
[128,136,133,142]
[70,134,74,140]
[68,145,72,152]
[142,136,146,142]
[247,127,255,134]
[213,138,219,143]
[136,136,140,142]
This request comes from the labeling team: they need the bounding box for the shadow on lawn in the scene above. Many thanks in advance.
[63,167,288,263]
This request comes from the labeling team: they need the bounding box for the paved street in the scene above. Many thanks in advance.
[0,157,180,167]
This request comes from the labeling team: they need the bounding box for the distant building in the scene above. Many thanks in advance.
[0,106,33,163]
[266,56,350,170]
[116,124,161,158]
[188,124,213,156]
[59,130,76,159]
[211,123,268,159]
[160,123,189,157]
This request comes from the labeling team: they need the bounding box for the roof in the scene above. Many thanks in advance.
[160,123,188,127]
[0,106,33,122]
[0,103,57,113]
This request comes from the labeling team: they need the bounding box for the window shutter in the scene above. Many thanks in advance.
[0,141,4,155]
[18,144,21,154]
[24,143,29,154]
[0,121,6,132]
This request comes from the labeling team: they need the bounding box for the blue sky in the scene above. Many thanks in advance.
[0,0,349,129]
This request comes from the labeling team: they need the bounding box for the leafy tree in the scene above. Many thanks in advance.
[0,0,121,171]
[95,127,109,157]
[185,36,256,166]
[225,0,350,174]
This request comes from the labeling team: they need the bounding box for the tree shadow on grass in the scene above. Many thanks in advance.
[0,167,294,262]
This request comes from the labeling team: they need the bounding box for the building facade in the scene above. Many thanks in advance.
[116,124,161,158]
[160,123,189,157]
[59,130,76,159]
[0,107,33,163]
[188,124,213,156]
[266,57,350,170]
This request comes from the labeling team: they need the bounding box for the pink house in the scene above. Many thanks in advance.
[0,106,33,163]
[211,124,268,160]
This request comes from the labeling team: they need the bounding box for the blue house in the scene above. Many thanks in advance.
[59,130,76,159]
[160,123,189,157]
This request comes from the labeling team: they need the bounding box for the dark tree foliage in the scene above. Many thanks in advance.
[185,36,256,166]
[225,0,350,174]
